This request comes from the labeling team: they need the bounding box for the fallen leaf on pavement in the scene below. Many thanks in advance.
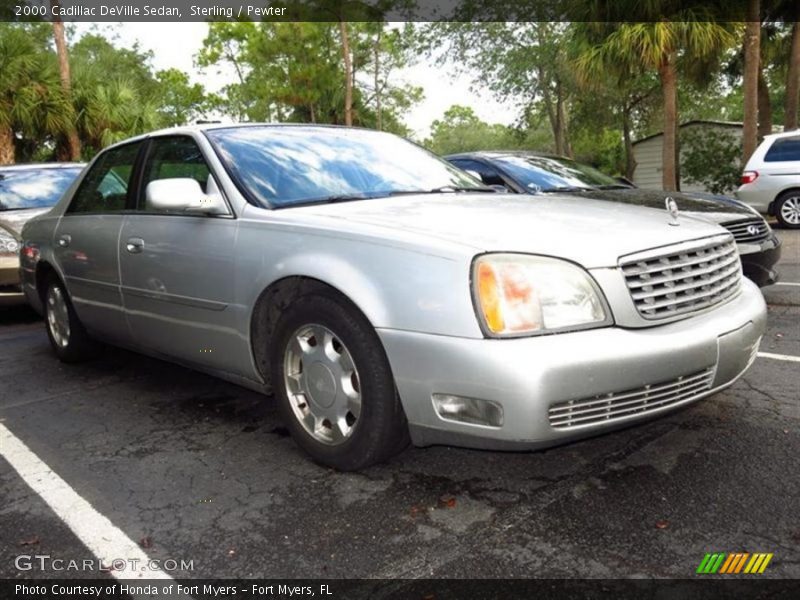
[655,520,670,530]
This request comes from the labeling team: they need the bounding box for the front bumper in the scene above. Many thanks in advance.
[739,234,781,287]
[0,255,25,307]
[378,278,767,450]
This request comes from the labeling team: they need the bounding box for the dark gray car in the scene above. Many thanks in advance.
[446,151,781,287]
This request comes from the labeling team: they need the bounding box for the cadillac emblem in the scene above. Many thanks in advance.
[666,197,680,226]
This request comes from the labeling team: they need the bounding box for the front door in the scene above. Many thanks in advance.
[119,135,242,373]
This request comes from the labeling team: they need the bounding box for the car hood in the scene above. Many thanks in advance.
[558,188,754,225]
[292,193,727,269]
[0,207,52,238]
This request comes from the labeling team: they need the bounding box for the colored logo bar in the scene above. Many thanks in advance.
[697,553,773,574]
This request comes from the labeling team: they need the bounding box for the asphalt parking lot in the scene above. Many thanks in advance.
[1,229,798,585]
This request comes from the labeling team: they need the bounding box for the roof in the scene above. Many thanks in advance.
[0,162,85,171]
[762,128,800,140]
[632,120,744,146]
[98,122,390,153]
[444,150,560,160]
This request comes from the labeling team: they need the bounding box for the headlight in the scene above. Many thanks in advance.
[0,229,20,257]
[472,254,610,337]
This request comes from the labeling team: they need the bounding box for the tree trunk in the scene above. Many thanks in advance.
[786,18,800,130]
[374,31,382,131]
[556,80,572,157]
[623,109,636,181]
[339,21,353,127]
[757,63,772,138]
[0,127,15,165]
[742,3,761,163]
[50,0,81,161]
[658,55,678,191]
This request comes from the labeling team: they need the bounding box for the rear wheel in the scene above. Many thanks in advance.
[44,277,95,362]
[271,292,409,470]
[775,191,800,229]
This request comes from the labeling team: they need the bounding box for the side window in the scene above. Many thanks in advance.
[452,159,506,187]
[141,136,213,211]
[68,142,141,214]
[764,136,800,162]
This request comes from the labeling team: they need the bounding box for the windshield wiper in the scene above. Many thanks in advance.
[542,186,594,193]
[596,184,634,190]
[387,186,496,195]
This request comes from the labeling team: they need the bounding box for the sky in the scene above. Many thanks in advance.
[74,22,519,139]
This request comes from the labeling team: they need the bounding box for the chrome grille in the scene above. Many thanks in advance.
[548,368,715,429]
[722,218,770,244]
[620,235,741,320]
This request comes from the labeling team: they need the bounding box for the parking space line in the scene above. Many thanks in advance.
[757,351,800,363]
[772,282,800,287]
[0,422,173,581]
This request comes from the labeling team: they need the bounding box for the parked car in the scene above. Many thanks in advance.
[446,151,781,287]
[21,125,766,470]
[0,163,85,307]
[736,130,800,228]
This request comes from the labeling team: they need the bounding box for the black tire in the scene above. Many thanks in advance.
[43,276,96,363]
[270,291,409,471]
[774,190,800,229]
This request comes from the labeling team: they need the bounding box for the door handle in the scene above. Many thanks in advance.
[126,237,144,254]
[57,234,71,248]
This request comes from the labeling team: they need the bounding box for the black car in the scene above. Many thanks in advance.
[446,151,781,287]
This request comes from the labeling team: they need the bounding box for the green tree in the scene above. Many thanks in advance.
[0,23,72,164]
[420,22,576,156]
[681,128,742,194]
[572,9,735,190]
[423,105,522,155]
[197,21,420,129]
[155,68,210,127]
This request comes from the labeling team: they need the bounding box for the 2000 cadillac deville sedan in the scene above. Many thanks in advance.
[21,124,767,470]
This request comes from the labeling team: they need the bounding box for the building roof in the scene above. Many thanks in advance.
[632,120,743,146]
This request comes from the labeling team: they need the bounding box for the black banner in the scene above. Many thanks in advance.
[0,0,784,23]
[3,579,800,600]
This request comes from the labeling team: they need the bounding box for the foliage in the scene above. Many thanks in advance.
[197,21,421,129]
[422,105,525,155]
[680,127,742,194]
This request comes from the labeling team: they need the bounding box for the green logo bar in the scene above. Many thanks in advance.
[697,553,726,574]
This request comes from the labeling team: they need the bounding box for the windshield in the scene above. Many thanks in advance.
[0,167,83,211]
[494,155,622,193]
[205,126,485,208]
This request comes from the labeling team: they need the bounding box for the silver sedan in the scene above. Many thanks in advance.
[20,125,767,470]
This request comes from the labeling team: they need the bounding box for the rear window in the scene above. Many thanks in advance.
[764,136,800,162]
[0,167,83,211]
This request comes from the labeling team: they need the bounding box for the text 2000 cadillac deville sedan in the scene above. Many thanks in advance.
[20,125,767,470]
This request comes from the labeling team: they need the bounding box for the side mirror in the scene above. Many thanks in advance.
[145,178,226,215]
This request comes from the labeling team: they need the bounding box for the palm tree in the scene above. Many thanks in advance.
[572,5,735,190]
[49,0,81,161]
[783,5,800,129]
[742,0,761,163]
[0,25,72,164]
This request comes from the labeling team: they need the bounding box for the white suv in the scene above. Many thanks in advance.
[737,130,800,228]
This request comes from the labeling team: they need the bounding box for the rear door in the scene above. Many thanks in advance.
[118,135,242,373]
[53,141,143,343]
[764,135,800,189]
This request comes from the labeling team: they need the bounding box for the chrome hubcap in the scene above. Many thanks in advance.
[283,324,361,445]
[780,196,800,225]
[46,286,70,348]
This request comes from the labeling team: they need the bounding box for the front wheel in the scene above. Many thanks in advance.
[44,277,95,362]
[271,292,409,470]
[775,191,800,229]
